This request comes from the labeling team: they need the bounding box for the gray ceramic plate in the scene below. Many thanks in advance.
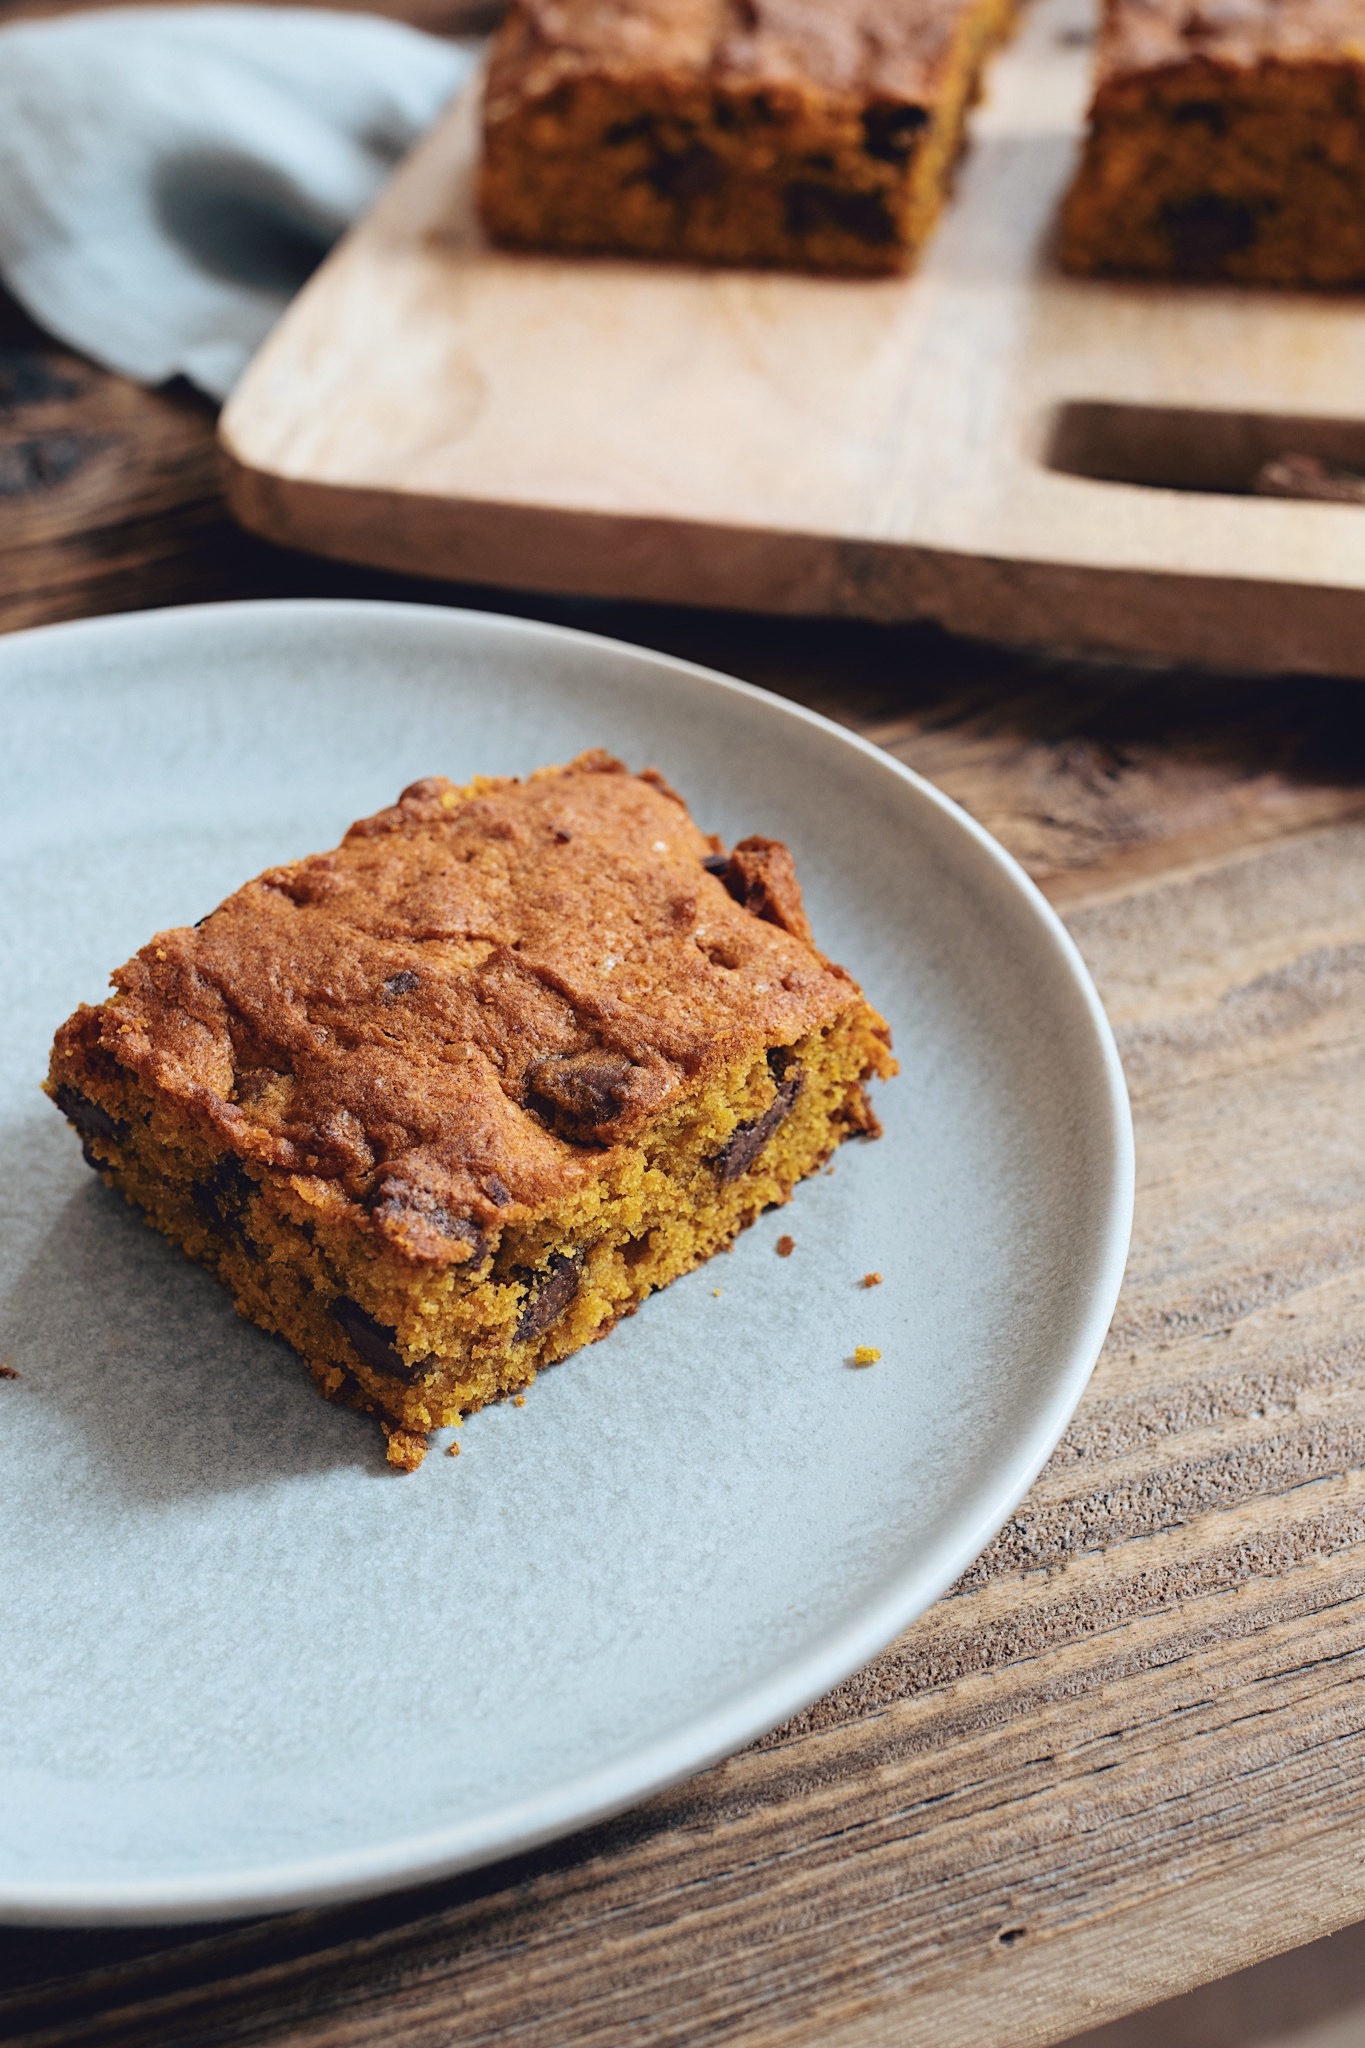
[0,600,1132,1925]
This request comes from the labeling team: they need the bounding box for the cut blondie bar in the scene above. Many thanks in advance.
[479,0,1017,275]
[48,753,894,1470]
[1062,0,1365,284]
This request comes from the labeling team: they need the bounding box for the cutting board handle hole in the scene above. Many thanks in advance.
[1045,401,1365,504]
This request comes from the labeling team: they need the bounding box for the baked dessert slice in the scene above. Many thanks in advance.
[48,753,894,1471]
[478,0,1016,276]
[1061,0,1365,284]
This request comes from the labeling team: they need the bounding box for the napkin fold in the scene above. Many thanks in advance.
[0,7,476,398]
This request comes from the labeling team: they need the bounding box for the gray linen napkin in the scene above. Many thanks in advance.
[0,7,476,398]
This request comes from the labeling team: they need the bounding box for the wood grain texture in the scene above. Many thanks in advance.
[222,0,1365,676]
[5,270,1365,2043]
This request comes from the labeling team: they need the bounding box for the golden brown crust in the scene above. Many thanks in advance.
[51,753,862,1270]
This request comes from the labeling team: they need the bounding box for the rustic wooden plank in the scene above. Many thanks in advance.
[1063,1911,1365,2048]
[1,810,1362,2046]
[0,300,281,631]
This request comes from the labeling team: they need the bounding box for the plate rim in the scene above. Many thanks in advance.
[0,597,1135,1924]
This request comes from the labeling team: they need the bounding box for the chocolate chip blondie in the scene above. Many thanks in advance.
[1062,0,1365,283]
[478,0,1016,275]
[48,754,894,1471]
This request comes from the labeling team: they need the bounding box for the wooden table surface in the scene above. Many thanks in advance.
[4,155,1365,2045]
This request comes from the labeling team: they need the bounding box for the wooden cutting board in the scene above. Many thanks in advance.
[221,0,1365,676]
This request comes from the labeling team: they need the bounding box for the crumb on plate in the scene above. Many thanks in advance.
[384,1425,428,1472]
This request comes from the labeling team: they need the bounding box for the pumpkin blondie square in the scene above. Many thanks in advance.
[48,753,894,1471]
[1062,0,1365,283]
[479,0,1017,275]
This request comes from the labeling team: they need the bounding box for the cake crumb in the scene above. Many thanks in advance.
[776,1234,795,1258]
[383,1425,428,1472]
[861,1272,883,1288]
[0,1359,18,1380]
[712,1288,723,1297]
[447,1439,461,1456]
[851,1346,882,1367]
[514,1394,526,1407]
